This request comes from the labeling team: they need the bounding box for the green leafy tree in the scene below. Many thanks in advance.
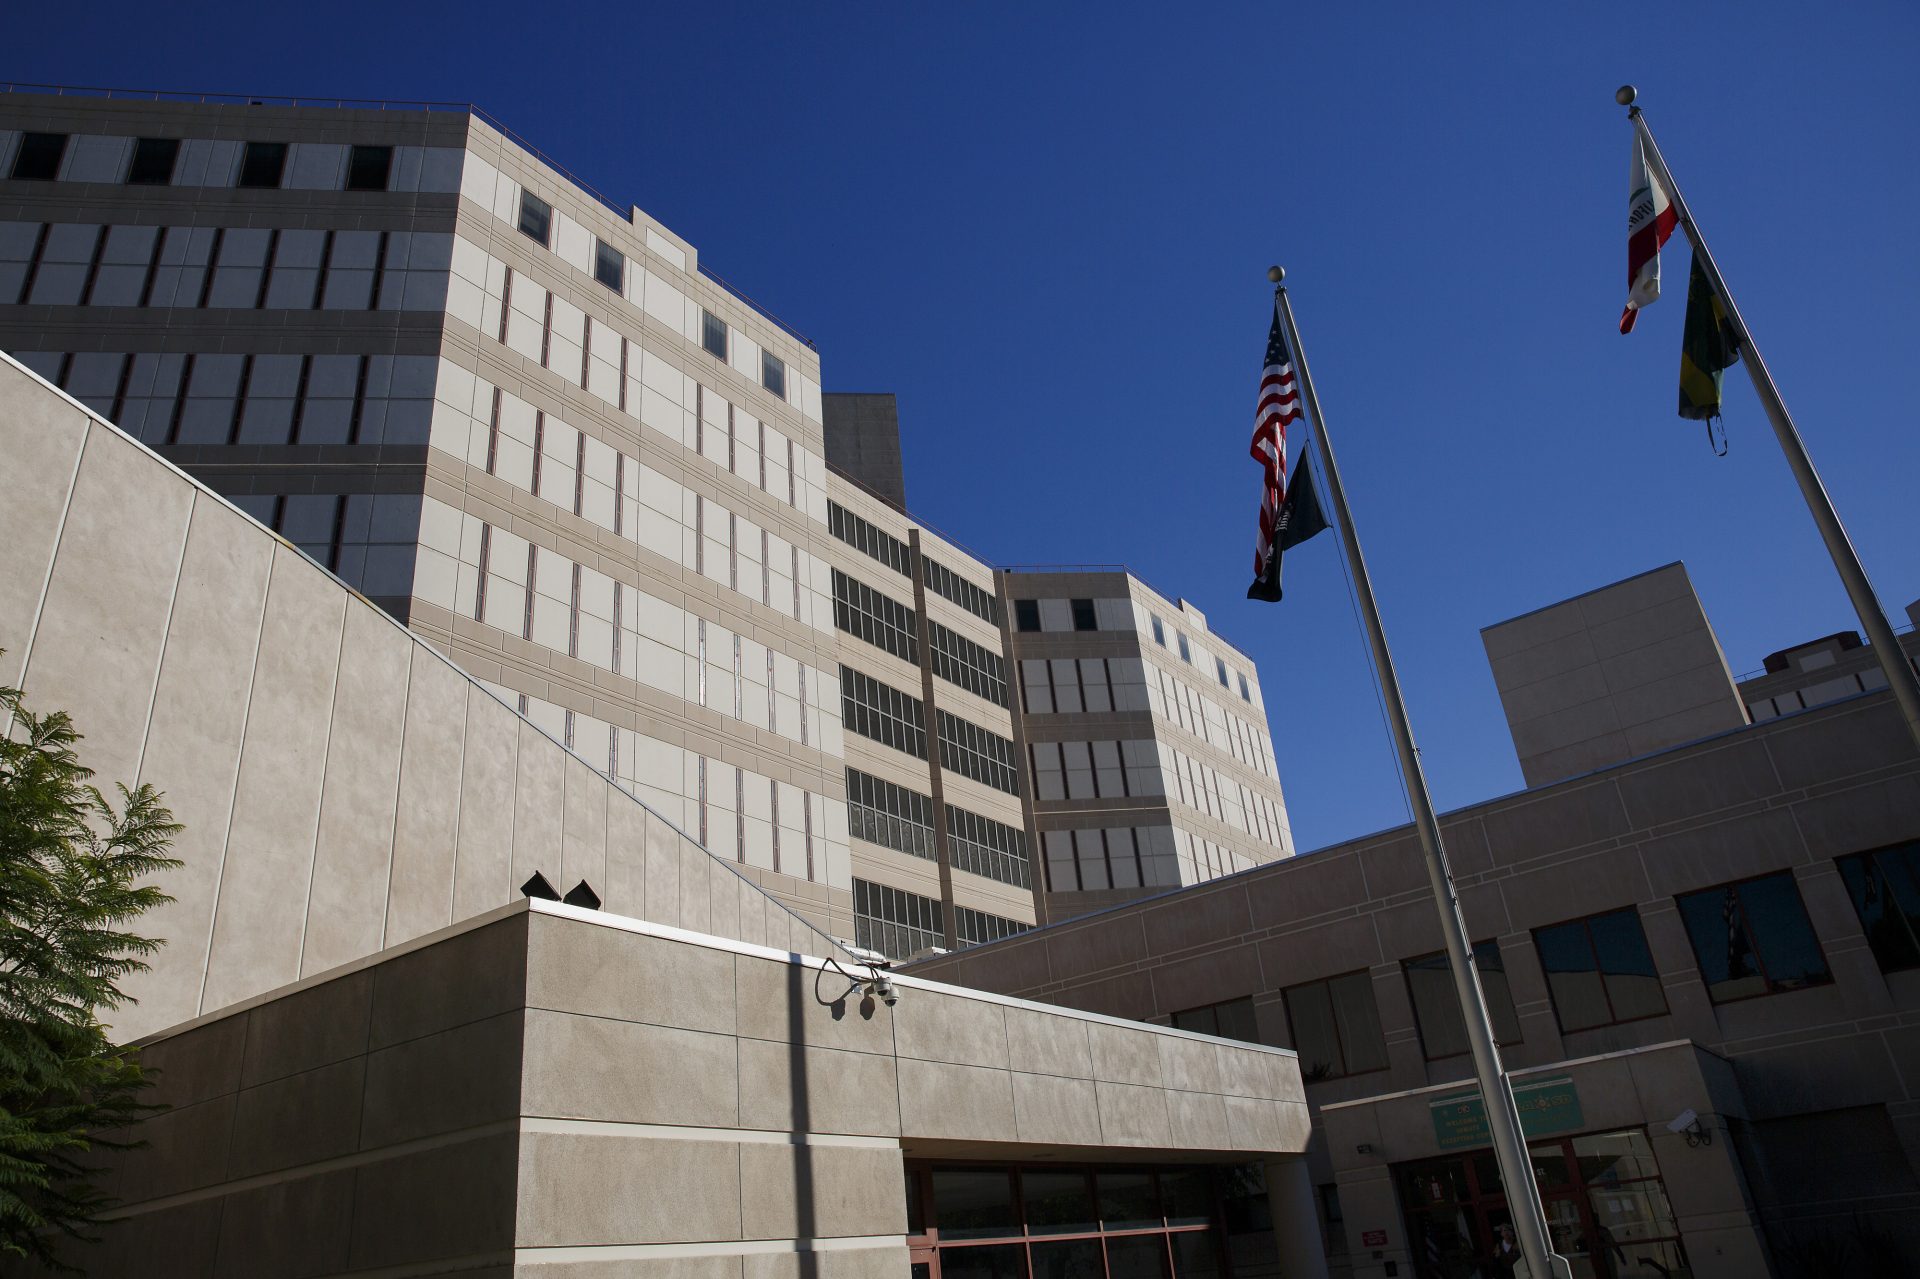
[0,677,180,1268]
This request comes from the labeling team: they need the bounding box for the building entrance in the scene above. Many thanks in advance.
[1394,1129,1688,1279]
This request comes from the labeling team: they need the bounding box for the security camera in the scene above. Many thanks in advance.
[1666,1108,1698,1135]
[871,973,898,1007]
[1667,1108,1711,1146]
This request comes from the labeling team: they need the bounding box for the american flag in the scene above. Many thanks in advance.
[1249,304,1303,589]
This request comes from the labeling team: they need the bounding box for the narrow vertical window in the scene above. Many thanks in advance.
[237,141,288,189]
[126,137,181,186]
[345,145,394,191]
[594,237,624,290]
[701,308,728,360]
[517,191,552,245]
[761,350,786,399]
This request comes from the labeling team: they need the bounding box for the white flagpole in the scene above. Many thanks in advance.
[1269,268,1569,1279]
[1619,85,1920,757]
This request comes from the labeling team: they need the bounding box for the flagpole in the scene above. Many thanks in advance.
[1619,85,1920,758]
[1269,269,1568,1279]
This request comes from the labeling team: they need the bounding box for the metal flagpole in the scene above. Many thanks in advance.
[1268,268,1569,1279]
[1619,85,1920,758]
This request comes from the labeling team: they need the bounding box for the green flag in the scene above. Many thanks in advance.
[1678,251,1739,421]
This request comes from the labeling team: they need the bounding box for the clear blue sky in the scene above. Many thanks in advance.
[12,2,1918,854]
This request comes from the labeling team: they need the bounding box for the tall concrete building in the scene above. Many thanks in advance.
[917,566,1920,1279]
[0,89,1291,969]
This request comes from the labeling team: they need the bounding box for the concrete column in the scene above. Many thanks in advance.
[1266,1155,1331,1279]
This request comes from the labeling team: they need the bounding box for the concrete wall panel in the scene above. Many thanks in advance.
[386,647,469,944]
[0,360,86,687]
[453,684,521,919]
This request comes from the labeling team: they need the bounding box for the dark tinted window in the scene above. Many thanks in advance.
[1677,873,1831,1002]
[1070,598,1097,631]
[237,141,288,189]
[1405,941,1521,1059]
[1177,633,1191,663]
[518,191,552,245]
[126,137,180,186]
[701,308,728,359]
[1283,970,1387,1078]
[345,145,393,191]
[1534,908,1667,1033]
[11,132,67,181]
[1014,599,1041,632]
[1838,843,1920,973]
[1169,996,1260,1045]
[762,350,786,399]
[1151,615,1165,647]
[593,237,623,290]
[1216,657,1230,687]
[1238,672,1251,701]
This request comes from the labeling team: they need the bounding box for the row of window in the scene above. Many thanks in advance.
[845,767,936,861]
[922,555,999,625]
[853,878,945,961]
[1234,867,1843,1080]
[1150,665,1274,780]
[8,132,401,191]
[1014,597,1100,633]
[832,568,919,665]
[1020,656,1151,717]
[1028,739,1165,804]
[0,221,450,313]
[938,710,1021,795]
[955,904,1027,948]
[840,666,928,760]
[1165,743,1288,850]
[946,804,1030,890]
[504,187,790,403]
[928,619,1009,707]
[1041,826,1187,894]
[1147,613,1253,704]
[826,499,913,577]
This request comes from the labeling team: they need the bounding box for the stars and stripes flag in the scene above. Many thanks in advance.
[1246,304,1303,601]
[1620,134,1678,333]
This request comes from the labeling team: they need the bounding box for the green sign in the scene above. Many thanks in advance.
[1429,1077,1583,1150]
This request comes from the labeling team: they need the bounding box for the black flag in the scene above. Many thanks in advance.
[1246,459,1331,602]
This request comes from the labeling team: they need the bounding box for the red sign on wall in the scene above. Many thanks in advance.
[1361,1230,1389,1247]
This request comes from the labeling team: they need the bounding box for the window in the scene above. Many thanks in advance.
[10,133,67,181]
[518,191,553,246]
[845,768,934,860]
[832,569,919,663]
[1676,872,1831,1002]
[1070,598,1098,631]
[1216,658,1230,688]
[593,237,624,291]
[853,878,943,960]
[946,804,1030,889]
[953,905,1026,948]
[1837,842,1920,973]
[922,555,999,624]
[937,710,1020,795]
[126,137,180,186]
[1533,907,1667,1032]
[1404,941,1522,1059]
[761,349,786,399]
[826,501,912,576]
[237,141,288,189]
[839,665,927,759]
[1283,971,1387,1078]
[927,619,1008,707]
[701,308,728,360]
[344,145,394,191]
[1238,672,1251,702]
[1014,599,1041,632]
[1170,996,1259,1044]
[1151,614,1166,647]
[1177,633,1192,663]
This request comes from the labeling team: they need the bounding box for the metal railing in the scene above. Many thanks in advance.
[0,80,817,350]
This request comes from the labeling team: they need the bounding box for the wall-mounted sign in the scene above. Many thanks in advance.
[1428,1076,1583,1150]
[1361,1229,1389,1247]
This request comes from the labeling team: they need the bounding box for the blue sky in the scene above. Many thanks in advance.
[12,2,1918,854]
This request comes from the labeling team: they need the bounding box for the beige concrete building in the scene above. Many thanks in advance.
[999,572,1292,924]
[1,352,1321,1277]
[916,567,1920,1279]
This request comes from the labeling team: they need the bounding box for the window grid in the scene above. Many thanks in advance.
[832,569,919,664]
[853,877,945,961]
[826,501,913,577]
[1532,907,1669,1033]
[922,556,999,625]
[1403,941,1523,1060]
[840,666,928,760]
[945,804,1030,889]
[1168,996,1260,1045]
[1837,841,1920,974]
[845,768,936,861]
[701,308,728,360]
[954,904,1028,948]
[1282,970,1389,1080]
[937,710,1020,795]
[1675,871,1833,1003]
[927,618,1009,707]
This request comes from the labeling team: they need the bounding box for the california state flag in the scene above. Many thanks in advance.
[1620,135,1677,333]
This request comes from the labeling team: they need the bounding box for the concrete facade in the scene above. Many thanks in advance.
[35,901,1315,1276]
[915,569,1920,1279]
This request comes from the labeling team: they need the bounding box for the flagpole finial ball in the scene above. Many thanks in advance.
[1267,265,1285,283]
[1615,85,1637,107]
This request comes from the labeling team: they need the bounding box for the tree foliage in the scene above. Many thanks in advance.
[0,679,180,1268]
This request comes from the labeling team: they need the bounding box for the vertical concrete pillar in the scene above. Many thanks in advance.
[1266,1155,1331,1279]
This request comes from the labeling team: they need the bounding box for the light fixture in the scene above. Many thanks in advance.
[1667,1108,1712,1147]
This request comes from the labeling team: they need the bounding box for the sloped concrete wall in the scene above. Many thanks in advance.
[0,353,846,1041]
